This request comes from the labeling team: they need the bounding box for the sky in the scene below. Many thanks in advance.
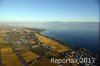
[0,0,99,22]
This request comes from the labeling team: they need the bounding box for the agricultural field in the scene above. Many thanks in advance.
[1,47,23,66]
[18,49,39,63]
[35,33,70,53]
[0,26,97,66]
[0,28,41,66]
[30,59,58,66]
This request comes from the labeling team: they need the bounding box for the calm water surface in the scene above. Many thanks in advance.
[40,22,99,54]
[2,22,99,54]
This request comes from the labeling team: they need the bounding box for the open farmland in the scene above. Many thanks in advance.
[35,33,71,53]
[0,26,97,66]
[1,47,23,66]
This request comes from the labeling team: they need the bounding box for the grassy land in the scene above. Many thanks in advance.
[1,47,23,66]
[17,49,40,63]
[0,36,9,47]
[35,33,70,53]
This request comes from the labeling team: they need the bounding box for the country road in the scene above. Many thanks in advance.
[11,44,28,66]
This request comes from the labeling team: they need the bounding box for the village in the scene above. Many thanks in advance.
[0,26,98,66]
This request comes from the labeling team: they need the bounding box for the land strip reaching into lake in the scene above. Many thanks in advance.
[0,26,98,66]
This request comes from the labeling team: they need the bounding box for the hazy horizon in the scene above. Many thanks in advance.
[0,22,99,28]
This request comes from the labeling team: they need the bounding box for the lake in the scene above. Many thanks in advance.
[1,22,99,54]
[40,22,99,54]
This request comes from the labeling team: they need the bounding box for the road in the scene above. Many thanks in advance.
[11,44,28,66]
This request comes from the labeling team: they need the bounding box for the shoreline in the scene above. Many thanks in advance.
[0,26,98,66]
[38,30,97,56]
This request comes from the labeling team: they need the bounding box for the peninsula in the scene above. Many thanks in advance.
[0,26,98,66]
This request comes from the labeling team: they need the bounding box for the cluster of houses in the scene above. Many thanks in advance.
[5,27,98,66]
